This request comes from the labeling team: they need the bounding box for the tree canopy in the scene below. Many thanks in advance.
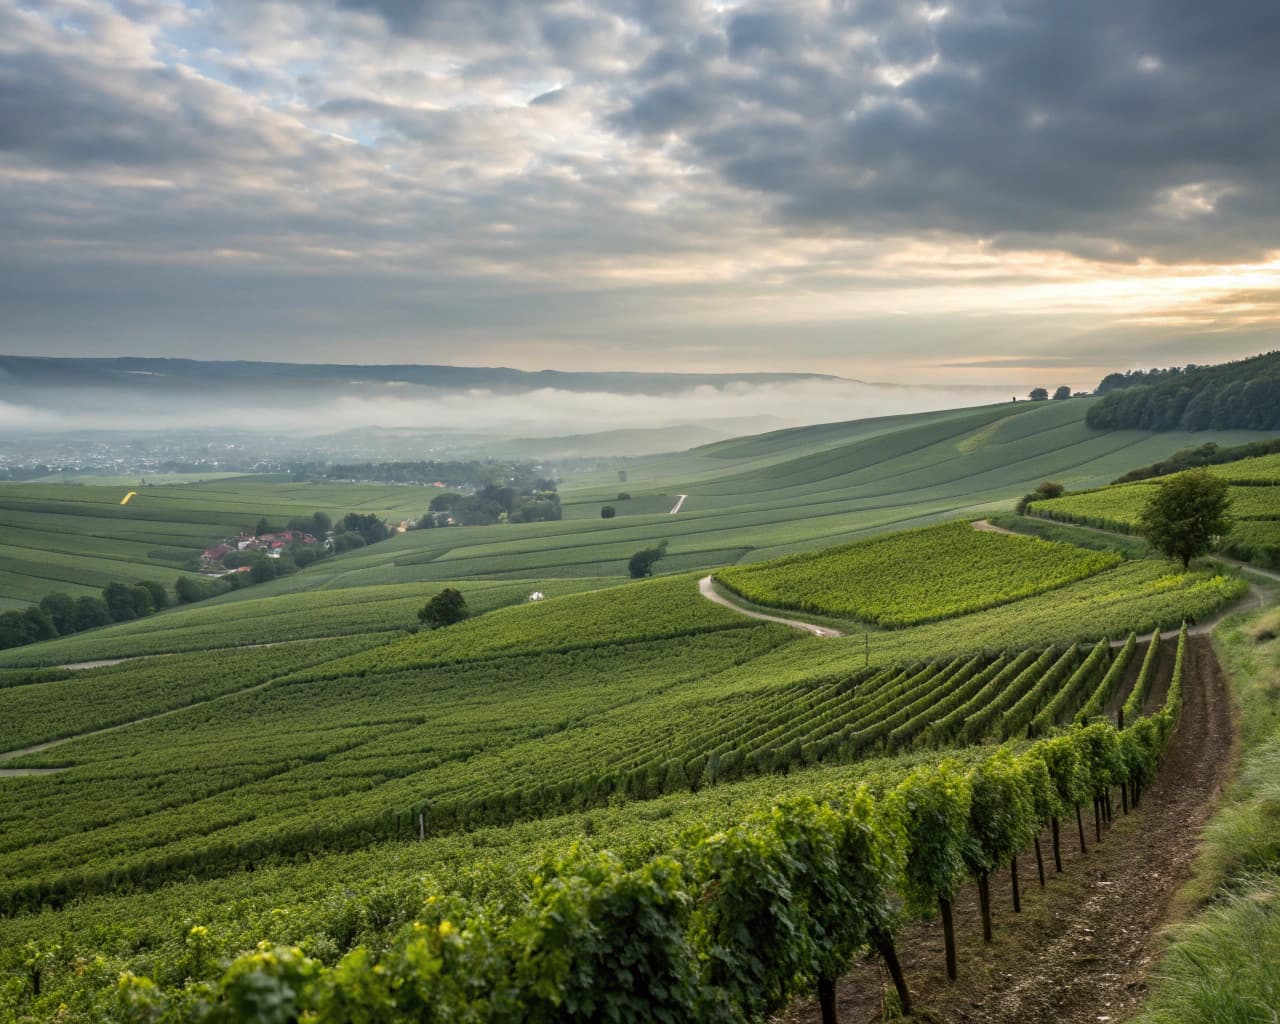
[1139,470,1233,569]
[1088,351,1280,431]
[629,541,669,579]
[418,588,470,628]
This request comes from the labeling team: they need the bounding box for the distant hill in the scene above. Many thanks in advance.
[0,355,844,397]
[1087,350,1280,431]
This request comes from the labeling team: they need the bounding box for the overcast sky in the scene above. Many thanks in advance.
[2,0,1278,390]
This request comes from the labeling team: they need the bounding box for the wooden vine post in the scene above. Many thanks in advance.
[977,873,993,942]
[939,896,958,979]
[818,977,837,1023]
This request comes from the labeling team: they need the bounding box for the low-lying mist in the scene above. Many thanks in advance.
[0,378,1021,442]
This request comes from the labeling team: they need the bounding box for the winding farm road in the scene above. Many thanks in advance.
[697,576,843,637]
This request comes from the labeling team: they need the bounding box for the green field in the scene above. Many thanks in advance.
[0,397,1276,1022]
[715,520,1121,625]
[1028,450,1280,562]
[1,397,1270,618]
[0,479,433,608]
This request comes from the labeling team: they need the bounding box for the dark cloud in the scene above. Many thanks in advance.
[0,0,1276,377]
[611,0,1280,261]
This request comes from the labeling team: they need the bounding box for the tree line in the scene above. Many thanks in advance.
[420,483,562,527]
[0,580,171,651]
[293,459,556,493]
[1086,350,1280,431]
[1112,437,1280,484]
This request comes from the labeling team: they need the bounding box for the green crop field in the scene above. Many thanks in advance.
[0,396,1275,1023]
[1,398,1271,620]
[1028,449,1280,565]
[0,479,435,607]
[715,520,1122,625]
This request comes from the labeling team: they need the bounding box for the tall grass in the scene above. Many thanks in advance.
[1137,874,1280,1024]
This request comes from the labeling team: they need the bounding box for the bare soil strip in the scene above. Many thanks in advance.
[0,767,67,777]
[779,635,1234,1024]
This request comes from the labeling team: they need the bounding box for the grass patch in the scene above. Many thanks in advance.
[1136,874,1280,1024]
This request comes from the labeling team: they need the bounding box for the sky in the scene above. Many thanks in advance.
[2,0,1279,392]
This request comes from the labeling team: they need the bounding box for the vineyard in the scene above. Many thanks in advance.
[714,521,1121,625]
[1028,451,1280,566]
[0,553,1243,932]
[0,399,1274,1023]
[0,559,1204,983]
[0,624,1195,1022]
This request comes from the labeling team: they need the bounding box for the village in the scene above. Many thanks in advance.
[200,529,329,573]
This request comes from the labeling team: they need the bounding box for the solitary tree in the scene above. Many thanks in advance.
[1139,470,1232,569]
[1052,385,1072,401]
[1015,480,1064,515]
[600,505,617,519]
[418,587,470,628]
[628,541,668,578]
[1029,387,1049,401]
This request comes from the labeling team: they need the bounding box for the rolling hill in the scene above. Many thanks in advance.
[0,390,1277,1023]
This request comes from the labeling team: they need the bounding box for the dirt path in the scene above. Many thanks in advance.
[779,635,1234,1024]
[0,767,67,777]
[698,576,844,637]
[43,636,362,675]
[670,494,688,514]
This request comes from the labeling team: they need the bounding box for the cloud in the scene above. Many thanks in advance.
[0,0,1277,376]
[610,0,1280,262]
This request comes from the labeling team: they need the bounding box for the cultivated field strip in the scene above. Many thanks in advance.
[715,521,1121,625]
[0,623,1179,912]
